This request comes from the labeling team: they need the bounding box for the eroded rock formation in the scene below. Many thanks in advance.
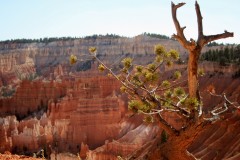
[0,37,239,159]
[189,110,240,160]
[88,123,159,160]
[0,74,129,159]
[47,76,125,153]
[0,80,67,118]
[0,35,218,81]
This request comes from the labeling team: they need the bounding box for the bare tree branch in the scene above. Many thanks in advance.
[195,1,203,41]
[205,91,239,122]
[171,2,194,50]
[223,93,240,109]
[202,31,234,46]
[140,109,163,115]
[197,86,203,117]
[195,2,234,47]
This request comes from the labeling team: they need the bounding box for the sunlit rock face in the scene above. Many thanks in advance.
[88,123,160,160]
[0,75,129,157]
[0,115,54,155]
[47,76,125,152]
[0,53,35,88]
[189,111,240,160]
[0,35,221,84]
[0,35,194,82]
[0,80,67,118]
[0,36,181,90]
[1,68,240,160]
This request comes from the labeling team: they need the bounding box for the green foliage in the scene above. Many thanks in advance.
[206,41,223,47]
[120,86,127,92]
[198,68,205,76]
[147,63,156,72]
[143,115,154,123]
[84,34,121,40]
[70,54,77,65]
[182,97,199,110]
[128,100,150,112]
[169,49,179,60]
[166,60,173,67]
[161,130,168,143]
[143,32,170,40]
[173,87,185,97]
[155,56,164,63]
[144,72,158,82]
[201,45,240,65]
[161,80,170,88]
[136,65,143,73]
[98,64,105,72]
[0,34,122,45]
[174,71,181,79]
[219,57,228,66]
[164,90,172,99]
[89,47,97,53]
[162,100,171,108]
[0,37,79,44]
[155,45,166,56]
[121,58,133,69]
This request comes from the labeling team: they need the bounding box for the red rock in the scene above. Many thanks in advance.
[0,75,128,157]
[0,80,68,118]
[189,111,240,160]
[79,142,89,159]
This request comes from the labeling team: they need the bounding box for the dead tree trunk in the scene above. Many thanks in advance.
[171,1,233,101]
[188,50,200,98]
[147,120,212,160]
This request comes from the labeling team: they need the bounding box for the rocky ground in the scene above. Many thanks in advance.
[0,152,41,160]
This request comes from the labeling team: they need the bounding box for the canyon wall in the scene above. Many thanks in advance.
[189,110,240,160]
[47,76,125,152]
[0,74,130,159]
[0,35,188,90]
[0,80,68,118]
[0,35,218,78]
[0,36,239,160]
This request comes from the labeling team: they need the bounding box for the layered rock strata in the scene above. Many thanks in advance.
[0,80,67,118]
[0,75,128,159]
[189,111,240,160]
